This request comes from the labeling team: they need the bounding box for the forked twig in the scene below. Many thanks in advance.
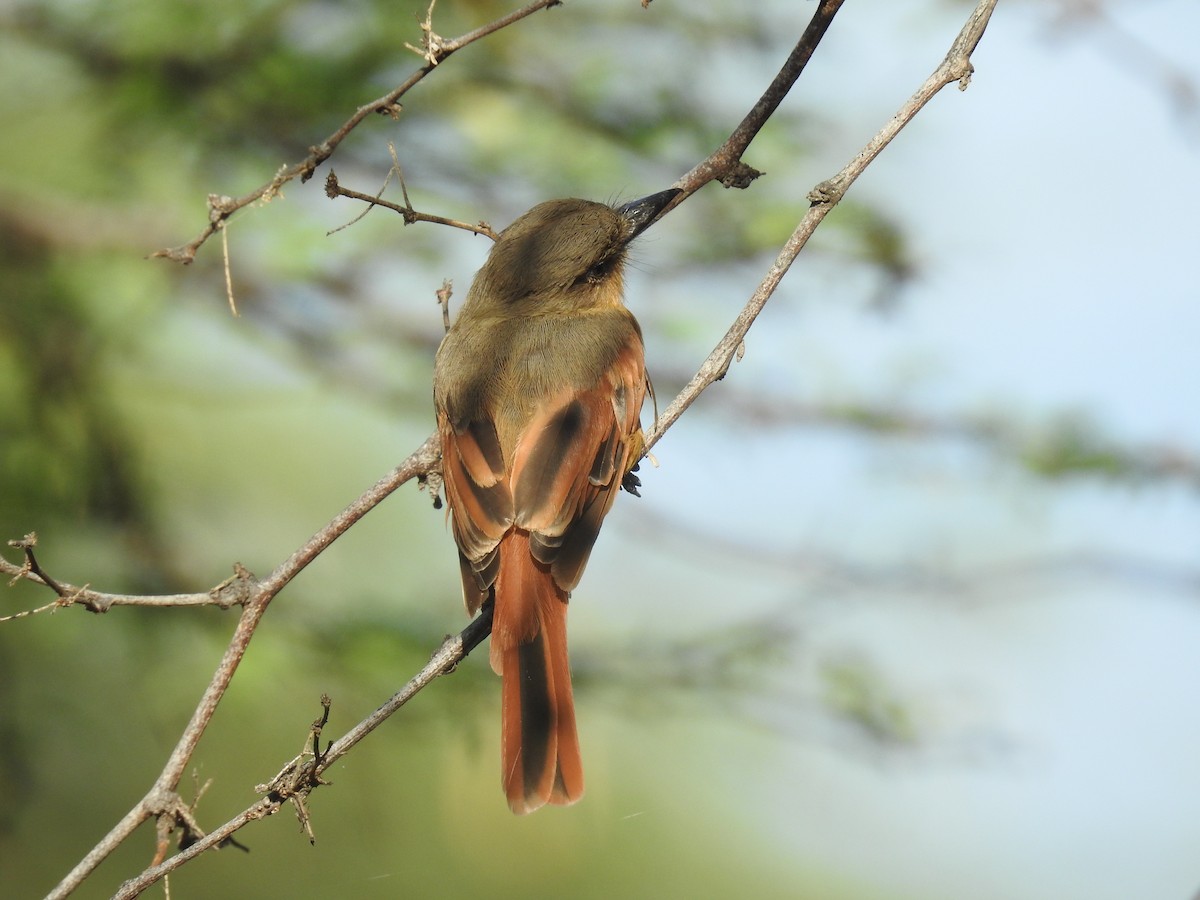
[28,1,1000,895]
[150,0,561,264]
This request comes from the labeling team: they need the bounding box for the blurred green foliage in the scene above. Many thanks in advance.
[5,1,1184,896]
[0,1,889,897]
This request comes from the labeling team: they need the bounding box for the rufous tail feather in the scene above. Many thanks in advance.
[493,530,583,814]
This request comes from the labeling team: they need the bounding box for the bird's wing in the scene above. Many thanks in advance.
[438,414,513,614]
[510,335,646,593]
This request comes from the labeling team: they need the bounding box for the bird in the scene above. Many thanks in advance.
[433,189,678,814]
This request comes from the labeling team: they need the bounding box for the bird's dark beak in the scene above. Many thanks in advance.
[618,188,681,242]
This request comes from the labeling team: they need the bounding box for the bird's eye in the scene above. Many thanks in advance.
[575,259,611,287]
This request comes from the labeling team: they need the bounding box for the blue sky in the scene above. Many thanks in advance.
[589,3,1200,897]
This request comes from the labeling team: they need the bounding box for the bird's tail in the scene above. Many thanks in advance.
[491,530,583,814]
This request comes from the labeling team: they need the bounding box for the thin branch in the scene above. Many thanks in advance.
[324,170,498,240]
[436,279,454,333]
[645,0,998,451]
[110,603,494,900]
[150,0,561,264]
[4,533,64,592]
[220,223,239,316]
[36,2,1002,896]
[324,141,406,236]
[44,437,440,900]
[630,0,847,233]
[1,542,254,614]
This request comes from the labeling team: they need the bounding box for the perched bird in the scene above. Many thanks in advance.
[433,190,677,814]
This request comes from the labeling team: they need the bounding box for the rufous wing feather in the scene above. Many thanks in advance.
[438,413,512,615]
[438,317,646,814]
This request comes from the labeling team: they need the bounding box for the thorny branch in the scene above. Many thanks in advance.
[0,535,255,619]
[8,1,1003,897]
[41,437,441,900]
[150,0,560,264]
[111,604,494,900]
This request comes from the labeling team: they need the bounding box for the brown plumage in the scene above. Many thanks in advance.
[433,191,677,814]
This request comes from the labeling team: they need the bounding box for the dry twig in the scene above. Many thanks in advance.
[14,1,1002,896]
[645,0,997,450]
[325,170,498,239]
[150,0,560,264]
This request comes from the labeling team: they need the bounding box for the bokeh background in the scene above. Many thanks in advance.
[2,1,1198,898]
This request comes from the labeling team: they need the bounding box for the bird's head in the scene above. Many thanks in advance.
[469,189,679,315]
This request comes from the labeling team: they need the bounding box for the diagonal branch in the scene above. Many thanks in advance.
[110,603,494,900]
[644,0,846,228]
[33,2,1000,896]
[44,438,440,900]
[645,0,998,450]
[150,0,562,264]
